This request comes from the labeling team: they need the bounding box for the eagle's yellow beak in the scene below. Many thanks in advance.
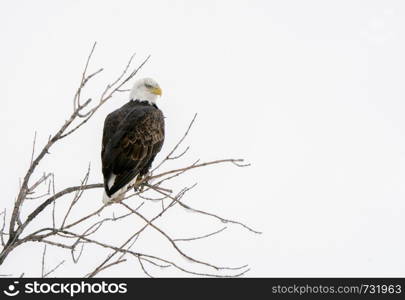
[150,87,162,96]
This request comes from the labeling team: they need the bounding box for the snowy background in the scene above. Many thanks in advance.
[1,0,405,277]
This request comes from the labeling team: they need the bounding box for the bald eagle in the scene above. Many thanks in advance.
[101,78,164,203]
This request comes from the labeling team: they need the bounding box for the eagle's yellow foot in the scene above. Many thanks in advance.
[134,175,147,192]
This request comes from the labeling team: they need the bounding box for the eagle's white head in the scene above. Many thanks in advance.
[129,77,162,104]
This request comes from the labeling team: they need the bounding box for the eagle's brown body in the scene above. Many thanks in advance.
[101,100,165,198]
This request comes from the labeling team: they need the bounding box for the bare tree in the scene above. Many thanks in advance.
[0,43,261,277]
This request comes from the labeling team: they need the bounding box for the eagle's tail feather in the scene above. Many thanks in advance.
[102,174,138,204]
[102,190,112,204]
[102,189,126,204]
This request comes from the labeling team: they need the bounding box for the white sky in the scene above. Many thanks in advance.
[1,0,405,277]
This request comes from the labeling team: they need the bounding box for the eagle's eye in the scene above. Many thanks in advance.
[145,83,153,89]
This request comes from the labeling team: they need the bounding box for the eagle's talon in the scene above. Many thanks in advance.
[134,182,147,193]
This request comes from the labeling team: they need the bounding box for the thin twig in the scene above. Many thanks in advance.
[0,209,6,246]
[120,202,243,271]
[149,159,249,181]
[90,259,127,276]
[149,185,262,234]
[43,260,65,278]
[30,131,37,167]
[173,226,228,242]
[138,256,153,278]
[41,245,47,278]
[152,113,197,172]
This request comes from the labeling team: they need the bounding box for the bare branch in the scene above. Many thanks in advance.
[178,201,262,235]
[19,183,103,236]
[61,164,91,228]
[28,173,52,194]
[41,245,47,278]
[138,256,153,278]
[149,159,249,182]
[0,209,6,246]
[149,185,262,234]
[173,226,228,242]
[120,202,243,271]
[90,259,127,276]
[46,229,250,278]
[74,41,98,110]
[168,146,190,160]
[71,243,85,264]
[30,131,37,167]
[87,187,190,277]
[41,240,73,250]
[43,260,65,278]
[152,113,197,172]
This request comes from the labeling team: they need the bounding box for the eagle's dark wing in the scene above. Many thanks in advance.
[102,103,164,197]
[101,102,133,194]
[101,106,128,161]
